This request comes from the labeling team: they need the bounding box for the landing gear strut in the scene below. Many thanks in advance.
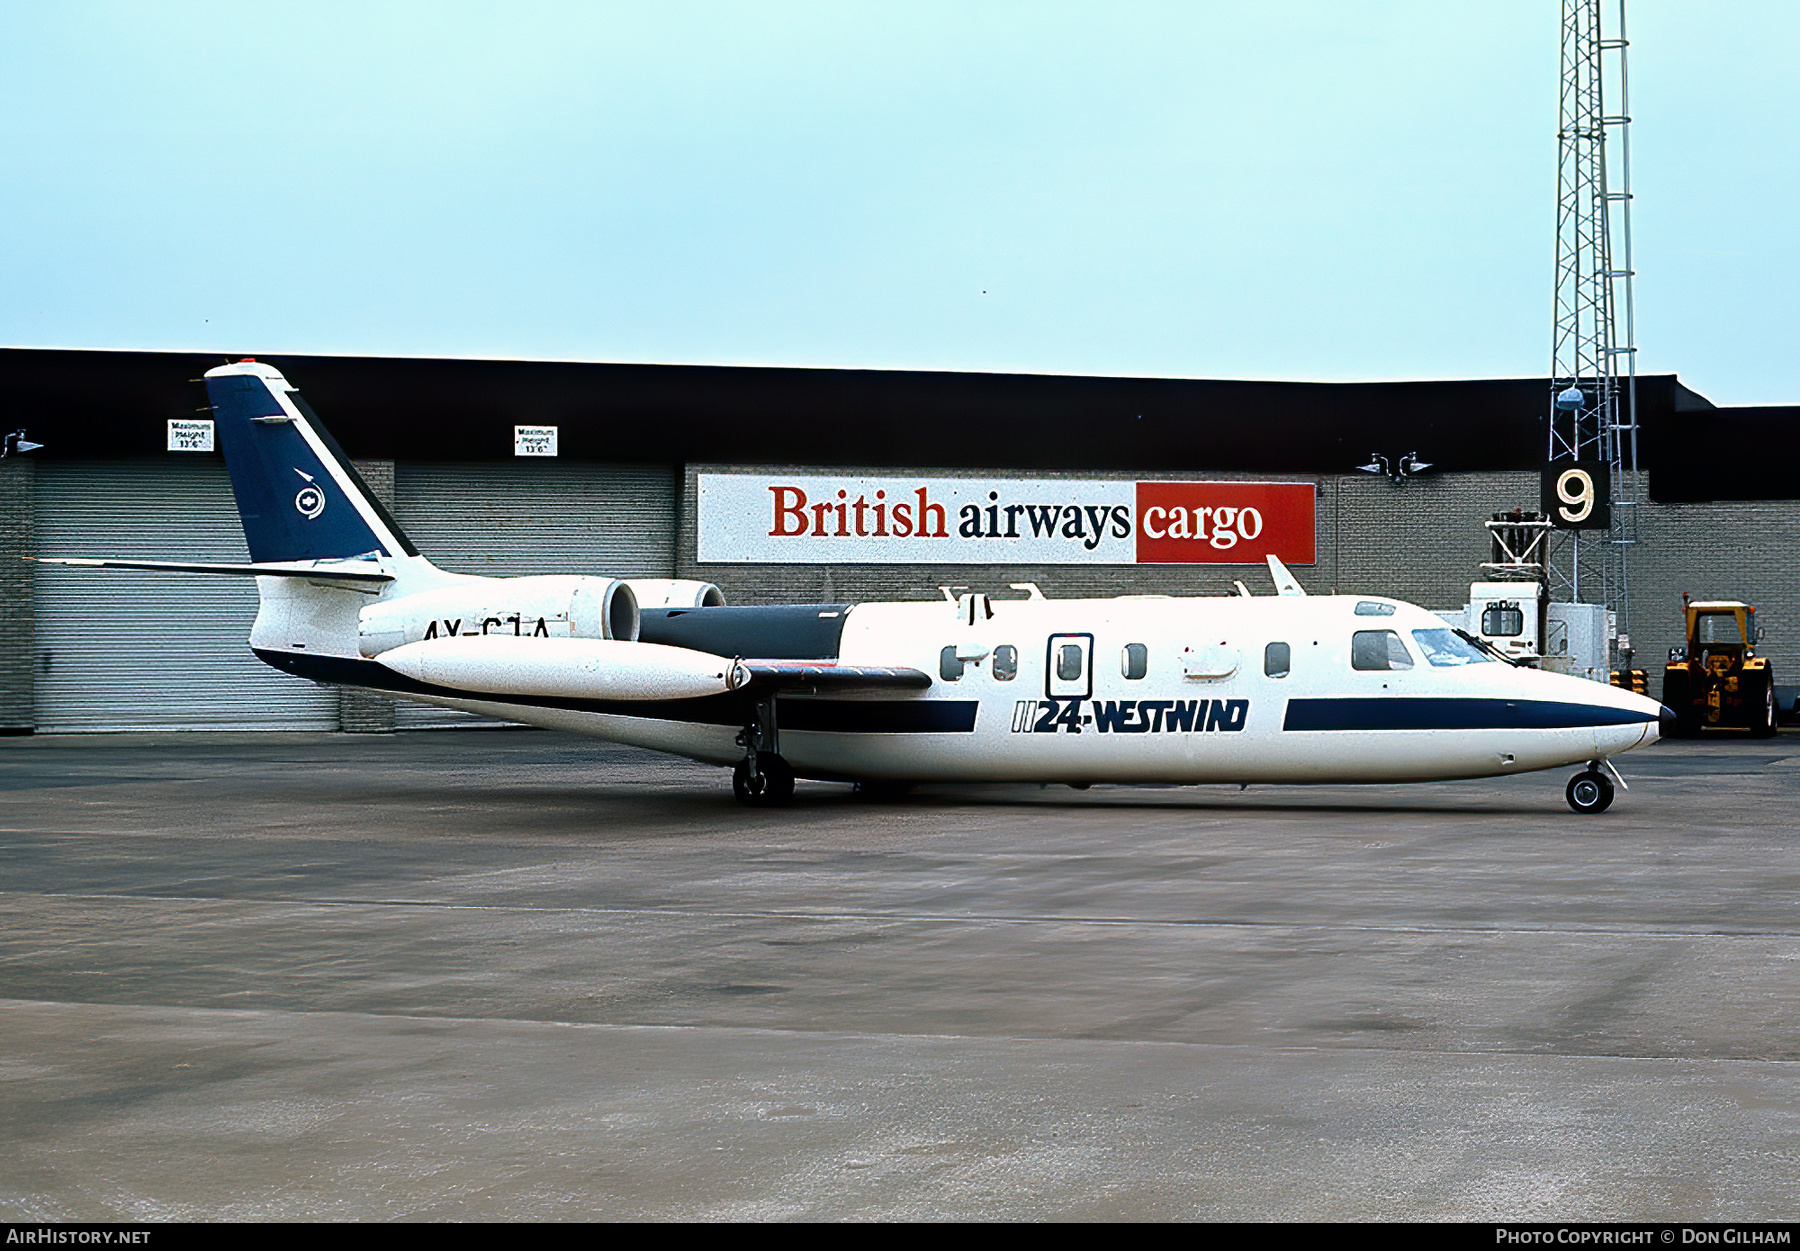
[1565,767,1615,814]
[733,694,794,806]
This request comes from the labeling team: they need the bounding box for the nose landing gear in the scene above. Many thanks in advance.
[1565,767,1616,814]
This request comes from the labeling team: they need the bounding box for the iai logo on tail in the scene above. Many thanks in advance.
[293,468,326,519]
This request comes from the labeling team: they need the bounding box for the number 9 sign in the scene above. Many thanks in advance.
[1540,460,1611,530]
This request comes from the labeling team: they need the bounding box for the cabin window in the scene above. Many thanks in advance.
[1480,604,1525,637]
[1351,629,1414,671]
[993,645,1018,681]
[1354,601,1397,617]
[1411,628,1492,667]
[1122,643,1148,680]
[1057,643,1085,682]
[939,646,963,681]
[1264,641,1291,678]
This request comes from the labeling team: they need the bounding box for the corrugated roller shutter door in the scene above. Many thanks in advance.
[391,464,675,728]
[33,461,340,731]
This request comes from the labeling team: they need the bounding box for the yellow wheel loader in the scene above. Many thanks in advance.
[1661,596,1777,737]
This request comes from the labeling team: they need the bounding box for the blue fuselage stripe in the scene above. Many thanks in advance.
[1282,697,1654,732]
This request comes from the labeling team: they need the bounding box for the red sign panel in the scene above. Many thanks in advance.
[1133,481,1315,565]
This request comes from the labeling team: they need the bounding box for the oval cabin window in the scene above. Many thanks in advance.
[993,645,1018,682]
[1264,641,1290,678]
[1123,643,1147,680]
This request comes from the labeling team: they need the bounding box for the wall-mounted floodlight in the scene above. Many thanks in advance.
[2,430,43,460]
[1397,453,1432,476]
[1356,451,1433,485]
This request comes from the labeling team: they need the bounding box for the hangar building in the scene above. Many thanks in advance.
[2,348,1794,732]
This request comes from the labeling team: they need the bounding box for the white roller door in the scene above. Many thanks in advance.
[390,463,675,727]
[33,461,340,731]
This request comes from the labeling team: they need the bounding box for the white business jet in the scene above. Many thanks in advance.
[40,361,1669,813]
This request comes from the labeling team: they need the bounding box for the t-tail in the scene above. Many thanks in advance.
[36,359,430,588]
[35,360,719,682]
[206,360,418,565]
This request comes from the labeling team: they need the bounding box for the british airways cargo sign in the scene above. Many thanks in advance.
[696,474,1315,565]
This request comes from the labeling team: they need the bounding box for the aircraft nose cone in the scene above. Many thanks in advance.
[1659,704,1678,738]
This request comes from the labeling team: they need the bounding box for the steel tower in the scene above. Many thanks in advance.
[1547,0,1638,662]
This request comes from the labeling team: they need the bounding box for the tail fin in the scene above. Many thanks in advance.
[204,360,419,563]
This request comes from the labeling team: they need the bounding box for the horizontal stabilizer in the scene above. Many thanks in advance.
[32,557,393,583]
[737,660,932,693]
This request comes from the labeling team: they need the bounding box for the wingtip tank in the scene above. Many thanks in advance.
[372,636,740,702]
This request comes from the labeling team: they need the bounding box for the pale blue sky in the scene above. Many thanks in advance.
[1,2,1794,404]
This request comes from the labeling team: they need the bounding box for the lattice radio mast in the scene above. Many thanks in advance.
[1547,0,1638,662]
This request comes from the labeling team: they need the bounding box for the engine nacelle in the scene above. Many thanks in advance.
[623,579,726,609]
[358,576,638,658]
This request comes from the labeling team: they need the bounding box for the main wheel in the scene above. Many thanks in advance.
[731,760,763,803]
[733,755,795,806]
[1565,769,1615,814]
[1750,675,1778,738]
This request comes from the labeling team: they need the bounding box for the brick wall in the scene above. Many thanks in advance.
[17,456,1798,733]
[0,459,32,730]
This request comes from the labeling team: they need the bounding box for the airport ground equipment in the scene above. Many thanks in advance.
[1660,595,1776,737]
[1438,511,1644,690]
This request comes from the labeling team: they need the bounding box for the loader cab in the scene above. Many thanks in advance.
[1687,603,1755,663]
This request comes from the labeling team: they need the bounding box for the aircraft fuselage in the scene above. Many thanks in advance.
[254,578,1662,787]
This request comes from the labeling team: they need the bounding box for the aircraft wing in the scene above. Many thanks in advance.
[32,557,394,584]
[734,659,932,694]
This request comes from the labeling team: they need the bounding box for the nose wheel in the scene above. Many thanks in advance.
[1565,768,1615,814]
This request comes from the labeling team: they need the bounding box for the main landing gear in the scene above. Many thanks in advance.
[734,754,794,806]
[733,693,795,807]
[1565,765,1616,814]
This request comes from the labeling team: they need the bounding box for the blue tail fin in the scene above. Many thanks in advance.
[204,360,418,563]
